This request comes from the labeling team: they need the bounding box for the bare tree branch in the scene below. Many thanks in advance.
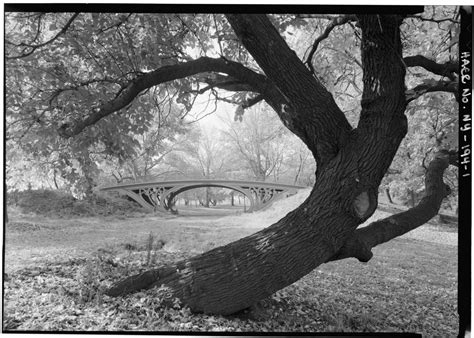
[404,55,458,80]
[6,13,80,59]
[304,14,357,75]
[57,57,275,138]
[195,73,254,93]
[406,79,458,103]
[406,14,460,24]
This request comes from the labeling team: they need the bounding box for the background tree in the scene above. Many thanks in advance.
[97,90,190,185]
[219,105,316,185]
[166,127,227,206]
[220,105,287,182]
[279,134,316,186]
[5,7,459,315]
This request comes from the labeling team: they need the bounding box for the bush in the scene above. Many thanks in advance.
[9,189,145,218]
[13,189,76,215]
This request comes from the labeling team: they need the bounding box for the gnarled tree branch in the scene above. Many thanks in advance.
[329,150,455,262]
[226,14,353,166]
[404,55,458,80]
[405,14,460,24]
[195,73,254,93]
[304,14,357,75]
[57,57,274,138]
[406,79,458,103]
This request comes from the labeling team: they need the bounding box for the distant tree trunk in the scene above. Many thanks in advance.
[408,189,416,207]
[293,153,305,185]
[53,169,60,189]
[385,187,394,204]
[230,191,235,206]
[438,214,448,224]
[256,171,266,182]
[205,187,211,208]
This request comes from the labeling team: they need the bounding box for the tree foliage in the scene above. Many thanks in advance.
[6,9,458,196]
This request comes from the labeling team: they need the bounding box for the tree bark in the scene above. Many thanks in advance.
[105,14,419,315]
[330,151,454,262]
[404,55,458,80]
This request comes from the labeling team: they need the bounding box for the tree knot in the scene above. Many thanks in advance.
[351,188,378,221]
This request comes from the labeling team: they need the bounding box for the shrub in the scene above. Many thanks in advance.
[10,189,145,218]
[15,189,76,215]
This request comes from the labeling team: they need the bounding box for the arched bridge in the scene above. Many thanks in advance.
[99,179,306,213]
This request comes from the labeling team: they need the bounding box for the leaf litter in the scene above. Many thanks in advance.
[4,189,458,334]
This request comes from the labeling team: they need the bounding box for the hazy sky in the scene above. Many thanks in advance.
[190,92,236,132]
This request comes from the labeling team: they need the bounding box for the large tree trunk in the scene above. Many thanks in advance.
[105,14,452,315]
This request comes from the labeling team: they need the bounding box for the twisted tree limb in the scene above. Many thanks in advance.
[196,73,254,93]
[329,150,456,262]
[404,55,458,80]
[406,79,458,103]
[226,14,353,166]
[57,57,276,138]
[304,14,357,75]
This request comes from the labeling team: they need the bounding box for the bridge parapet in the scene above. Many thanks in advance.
[99,179,306,213]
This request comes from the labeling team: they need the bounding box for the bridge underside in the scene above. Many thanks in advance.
[99,180,305,213]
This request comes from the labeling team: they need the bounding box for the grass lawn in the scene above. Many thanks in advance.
[3,205,458,334]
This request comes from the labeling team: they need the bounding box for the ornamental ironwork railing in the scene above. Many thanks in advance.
[99,179,306,213]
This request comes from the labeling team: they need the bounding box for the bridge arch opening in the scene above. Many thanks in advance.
[165,184,253,215]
